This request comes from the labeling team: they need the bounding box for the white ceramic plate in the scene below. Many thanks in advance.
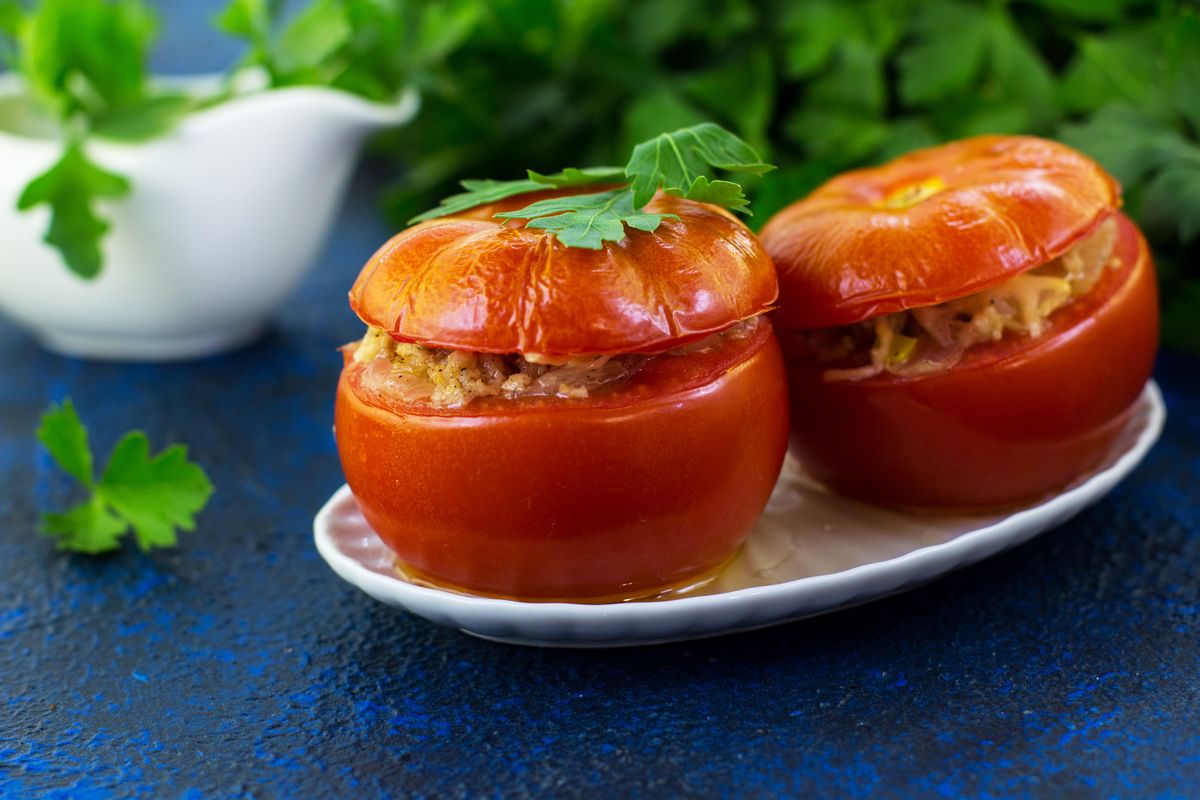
[314,381,1165,648]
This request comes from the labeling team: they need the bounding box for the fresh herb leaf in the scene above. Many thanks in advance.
[214,0,270,42]
[414,123,772,244]
[43,497,128,555]
[274,0,352,75]
[671,175,753,213]
[36,398,94,488]
[524,166,625,188]
[896,0,990,106]
[410,167,626,224]
[409,178,545,224]
[624,122,773,208]
[219,0,474,102]
[495,188,677,250]
[681,50,775,145]
[781,1,851,79]
[1060,104,1177,185]
[0,0,21,48]
[1028,0,1135,24]
[93,94,194,141]
[98,433,215,551]
[17,0,158,120]
[806,40,885,117]
[17,141,131,279]
[1142,159,1200,242]
[37,400,214,554]
[377,0,1200,352]
[9,0,192,278]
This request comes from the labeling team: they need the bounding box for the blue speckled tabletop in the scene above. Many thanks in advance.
[3,9,1200,799]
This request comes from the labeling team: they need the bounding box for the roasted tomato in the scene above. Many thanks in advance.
[335,190,789,600]
[761,136,1158,510]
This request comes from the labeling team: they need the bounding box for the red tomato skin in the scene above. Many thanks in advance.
[351,190,778,357]
[762,135,1122,329]
[334,327,790,600]
[780,213,1158,510]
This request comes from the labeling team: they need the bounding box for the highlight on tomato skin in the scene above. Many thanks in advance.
[335,321,790,601]
[762,135,1159,511]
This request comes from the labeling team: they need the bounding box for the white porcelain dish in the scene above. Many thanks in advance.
[314,381,1165,648]
[0,73,417,361]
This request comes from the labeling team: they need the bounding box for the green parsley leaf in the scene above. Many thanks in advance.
[37,399,94,488]
[495,188,677,250]
[780,1,851,79]
[410,167,626,224]
[1056,25,1165,116]
[625,122,773,208]
[988,14,1057,130]
[413,123,774,244]
[897,1,990,106]
[274,0,352,75]
[93,94,194,142]
[214,0,270,40]
[37,399,214,554]
[410,0,482,65]
[1028,0,1133,23]
[806,40,885,117]
[524,166,626,188]
[1141,158,1200,243]
[670,175,752,214]
[408,178,545,224]
[9,0,193,278]
[42,497,127,555]
[1167,9,1200,132]
[0,0,21,39]
[18,0,158,120]
[681,50,775,145]
[17,140,131,279]
[99,433,214,551]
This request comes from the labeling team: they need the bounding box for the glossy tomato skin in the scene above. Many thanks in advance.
[780,213,1157,510]
[351,190,777,358]
[762,136,1121,329]
[334,324,789,600]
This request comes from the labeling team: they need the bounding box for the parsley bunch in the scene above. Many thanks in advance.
[1,0,194,278]
[37,400,213,554]
[378,0,1200,352]
[0,0,473,280]
[412,123,773,249]
[217,0,478,103]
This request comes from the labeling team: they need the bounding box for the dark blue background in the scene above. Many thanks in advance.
[2,7,1199,798]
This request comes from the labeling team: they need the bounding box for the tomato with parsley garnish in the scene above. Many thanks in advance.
[336,183,788,601]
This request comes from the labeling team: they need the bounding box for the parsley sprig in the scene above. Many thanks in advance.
[217,0,479,103]
[3,0,194,279]
[37,400,214,554]
[410,123,773,249]
[1,0,474,280]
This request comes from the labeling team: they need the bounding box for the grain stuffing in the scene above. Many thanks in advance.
[351,318,762,408]
[810,217,1119,381]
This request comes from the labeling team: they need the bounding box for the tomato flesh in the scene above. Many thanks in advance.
[335,322,790,600]
[779,213,1158,510]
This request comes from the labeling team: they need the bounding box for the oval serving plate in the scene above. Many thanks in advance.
[315,381,1165,648]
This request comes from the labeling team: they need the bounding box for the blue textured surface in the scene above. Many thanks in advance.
[3,8,1200,798]
[3,178,1199,800]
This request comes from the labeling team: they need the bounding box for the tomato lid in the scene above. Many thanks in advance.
[761,135,1122,329]
[349,189,778,356]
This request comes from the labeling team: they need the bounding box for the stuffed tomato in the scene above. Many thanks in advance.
[761,136,1158,510]
[335,190,789,601]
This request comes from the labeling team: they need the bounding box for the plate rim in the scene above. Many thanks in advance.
[314,381,1165,628]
